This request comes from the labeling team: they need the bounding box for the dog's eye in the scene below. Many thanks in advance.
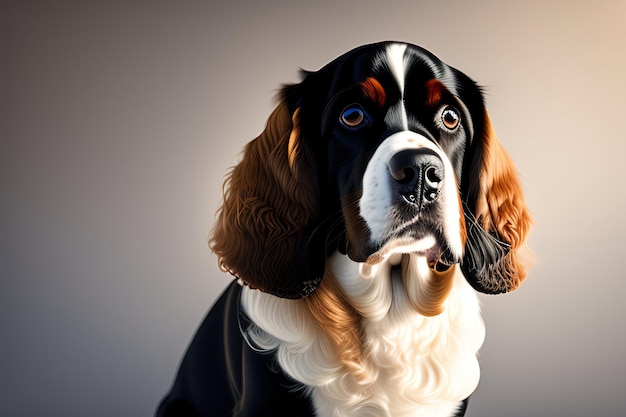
[441,107,460,130]
[340,105,366,128]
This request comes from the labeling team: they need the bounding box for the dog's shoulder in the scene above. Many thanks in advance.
[156,281,315,417]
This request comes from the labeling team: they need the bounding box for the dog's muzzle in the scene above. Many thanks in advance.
[388,148,444,211]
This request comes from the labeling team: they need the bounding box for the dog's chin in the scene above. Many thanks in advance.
[349,235,461,317]
[361,234,460,271]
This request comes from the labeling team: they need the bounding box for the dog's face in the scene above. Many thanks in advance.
[306,44,473,266]
[211,42,531,299]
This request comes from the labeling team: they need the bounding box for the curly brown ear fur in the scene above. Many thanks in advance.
[462,111,533,294]
[209,100,323,299]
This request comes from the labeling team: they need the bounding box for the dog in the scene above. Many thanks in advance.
[156,41,532,417]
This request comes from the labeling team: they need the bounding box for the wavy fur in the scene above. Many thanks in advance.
[461,111,533,293]
[242,251,485,417]
[209,101,322,299]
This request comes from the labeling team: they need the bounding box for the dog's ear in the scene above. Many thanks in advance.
[209,96,324,299]
[461,110,533,294]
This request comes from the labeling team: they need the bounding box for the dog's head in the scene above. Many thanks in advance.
[210,42,532,299]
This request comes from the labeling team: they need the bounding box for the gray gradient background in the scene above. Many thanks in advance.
[2,1,625,416]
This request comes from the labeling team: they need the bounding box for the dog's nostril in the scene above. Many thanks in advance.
[425,166,442,187]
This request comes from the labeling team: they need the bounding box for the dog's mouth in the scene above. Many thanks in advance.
[349,234,462,318]
[366,235,459,271]
[428,246,456,272]
[389,256,453,281]
[371,241,459,317]
[431,256,454,272]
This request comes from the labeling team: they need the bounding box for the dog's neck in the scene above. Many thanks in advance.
[241,251,485,417]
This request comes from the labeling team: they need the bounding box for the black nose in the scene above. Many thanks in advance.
[388,149,444,209]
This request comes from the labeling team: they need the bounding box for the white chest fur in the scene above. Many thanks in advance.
[241,252,485,417]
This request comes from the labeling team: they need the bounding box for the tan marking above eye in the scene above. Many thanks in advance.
[360,77,386,107]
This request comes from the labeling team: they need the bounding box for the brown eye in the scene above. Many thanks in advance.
[441,107,460,130]
[340,105,366,128]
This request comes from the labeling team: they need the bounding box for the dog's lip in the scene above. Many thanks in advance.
[425,244,458,271]
[431,256,454,272]
[365,236,458,269]
[389,253,453,274]
[364,236,434,266]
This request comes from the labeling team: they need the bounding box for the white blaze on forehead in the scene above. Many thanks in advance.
[386,43,407,91]
[386,43,409,130]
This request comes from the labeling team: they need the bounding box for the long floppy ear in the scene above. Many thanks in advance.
[209,99,323,299]
[461,110,533,294]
